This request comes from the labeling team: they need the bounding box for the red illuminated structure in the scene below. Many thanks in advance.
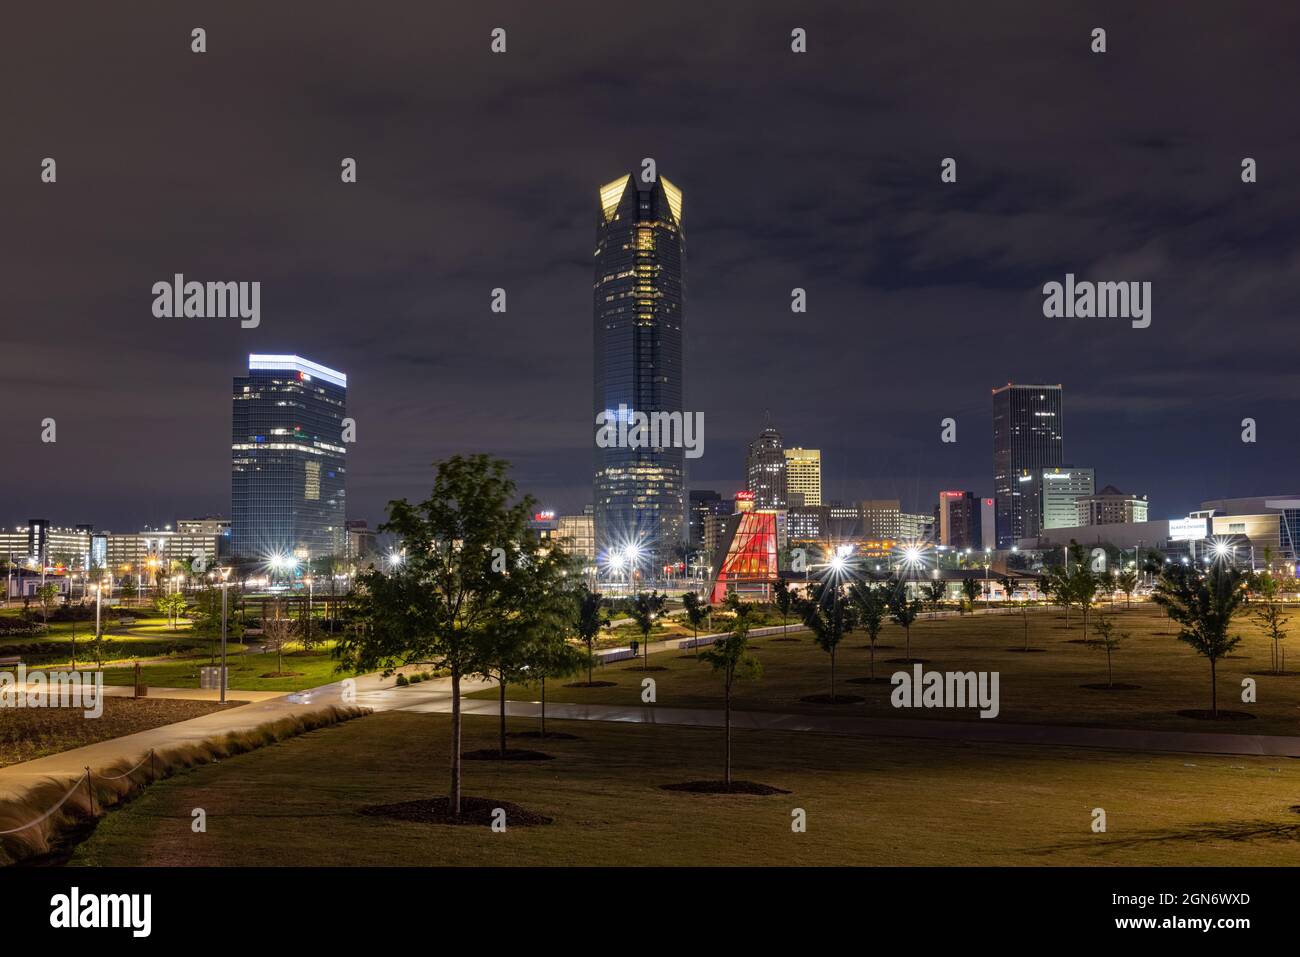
[708,509,779,604]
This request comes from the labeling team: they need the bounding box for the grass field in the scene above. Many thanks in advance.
[0,697,243,769]
[71,710,1300,866]
[475,603,1300,736]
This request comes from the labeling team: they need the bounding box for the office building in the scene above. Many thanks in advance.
[231,354,348,563]
[1019,466,1095,537]
[557,509,596,563]
[592,172,687,566]
[992,383,1063,547]
[1077,485,1148,526]
[937,492,981,548]
[784,448,822,506]
[746,426,787,509]
[688,490,728,548]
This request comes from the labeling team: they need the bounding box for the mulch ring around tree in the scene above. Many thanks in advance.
[258,671,304,678]
[1079,682,1143,691]
[358,796,552,827]
[845,675,893,685]
[799,693,865,704]
[507,730,581,740]
[1175,709,1257,721]
[564,680,616,688]
[659,780,791,796]
[769,637,802,643]
[620,665,668,672]
[1006,647,1048,653]
[462,748,556,761]
[1249,671,1298,678]
[883,658,930,665]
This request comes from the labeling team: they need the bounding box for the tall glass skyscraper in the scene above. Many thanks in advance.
[746,426,787,509]
[231,354,347,563]
[592,172,686,567]
[992,382,1063,547]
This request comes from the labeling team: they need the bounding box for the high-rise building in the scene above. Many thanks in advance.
[688,490,728,548]
[592,172,686,566]
[859,499,902,539]
[557,508,596,563]
[231,354,347,563]
[937,491,981,548]
[746,426,787,509]
[992,383,1063,547]
[1077,485,1148,526]
[784,448,822,506]
[1029,466,1096,533]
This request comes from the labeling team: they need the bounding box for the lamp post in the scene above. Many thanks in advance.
[219,566,231,704]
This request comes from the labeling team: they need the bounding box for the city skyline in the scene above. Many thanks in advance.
[5,3,1297,532]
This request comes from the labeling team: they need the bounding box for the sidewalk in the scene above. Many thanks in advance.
[0,672,386,801]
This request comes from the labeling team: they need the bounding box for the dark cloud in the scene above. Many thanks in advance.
[2,1,1297,528]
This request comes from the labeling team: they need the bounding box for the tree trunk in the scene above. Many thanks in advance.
[870,640,876,679]
[724,676,732,786]
[1106,648,1113,688]
[830,646,836,700]
[450,668,462,818]
[498,670,507,755]
[540,676,546,738]
[905,625,911,660]
[1210,659,1218,717]
[587,639,594,685]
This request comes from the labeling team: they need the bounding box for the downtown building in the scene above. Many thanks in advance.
[230,354,348,564]
[746,426,787,509]
[992,383,1063,547]
[592,172,687,567]
[784,447,821,506]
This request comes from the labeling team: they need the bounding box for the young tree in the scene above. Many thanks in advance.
[261,598,298,676]
[630,590,666,669]
[700,600,762,785]
[888,580,923,661]
[36,582,58,632]
[1152,564,1247,718]
[960,576,978,615]
[1116,569,1138,608]
[336,454,534,819]
[119,575,138,608]
[925,579,945,619]
[1252,571,1290,674]
[799,582,850,700]
[849,582,887,679]
[1045,564,1073,628]
[478,538,575,755]
[682,589,710,658]
[1091,615,1125,688]
[773,577,795,637]
[1074,568,1098,643]
[574,585,605,685]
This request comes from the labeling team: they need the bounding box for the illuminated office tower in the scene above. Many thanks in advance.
[747,426,787,509]
[231,354,347,564]
[784,448,822,506]
[592,172,686,567]
[992,383,1063,547]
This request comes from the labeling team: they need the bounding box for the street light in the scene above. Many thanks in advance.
[218,566,231,703]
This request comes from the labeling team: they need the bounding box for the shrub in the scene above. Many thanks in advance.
[395,674,409,687]
[409,674,423,684]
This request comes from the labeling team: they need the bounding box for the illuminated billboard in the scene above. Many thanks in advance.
[1168,517,1208,542]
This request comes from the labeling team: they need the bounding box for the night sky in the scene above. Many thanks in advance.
[4,2,1298,531]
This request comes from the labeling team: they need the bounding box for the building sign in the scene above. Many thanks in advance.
[1168,517,1208,541]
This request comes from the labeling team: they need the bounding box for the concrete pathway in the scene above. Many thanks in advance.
[0,672,389,801]
[362,678,1300,760]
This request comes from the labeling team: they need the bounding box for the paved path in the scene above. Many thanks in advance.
[361,678,1300,760]
[0,673,385,801]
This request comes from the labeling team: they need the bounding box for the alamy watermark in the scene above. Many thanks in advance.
[890,664,1000,719]
[595,404,704,458]
[1,665,105,718]
[1042,273,1150,329]
[152,274,261,328]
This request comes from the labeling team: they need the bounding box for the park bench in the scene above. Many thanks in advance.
[0,655,22,668]
[117,617,137,626]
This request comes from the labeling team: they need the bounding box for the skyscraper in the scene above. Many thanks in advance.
[992,383,1063,547]
[784,448,822,506]
[592,172,687,566]
[746,426,787,509]
[231,354,347,563]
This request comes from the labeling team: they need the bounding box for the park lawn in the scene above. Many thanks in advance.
[473,604,1300,736]
[0,697,243,769]
[99,645,357,692]
[71,709,1300,866]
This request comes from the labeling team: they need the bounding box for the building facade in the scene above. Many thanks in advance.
[784,448,822,506]
[1077,485,1148,526]
[993,383,1064,547]
[592,173,687,566]
[746,426,787,509]
[231,354,348,563]
[937,491,981,548]
[1019,465,1095,537]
